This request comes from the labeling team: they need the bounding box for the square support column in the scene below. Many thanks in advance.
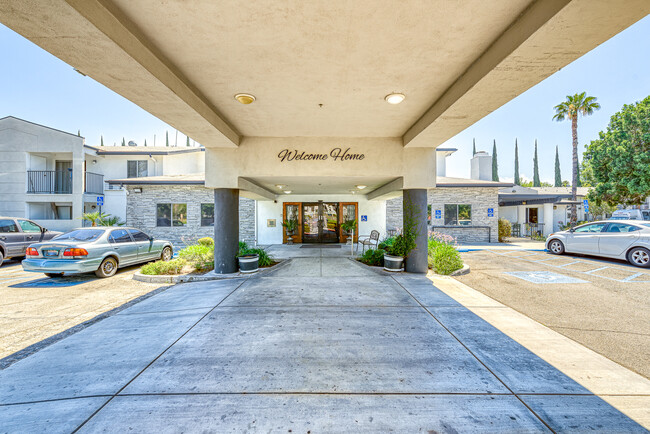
[403,189,428,273]
[214,188,239,274]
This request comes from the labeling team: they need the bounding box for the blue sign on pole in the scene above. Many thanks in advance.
[434,210,442,219]
[583,199,589,212]
[361,215,367,222]
[96,196,104,206]
[487,207,494,217]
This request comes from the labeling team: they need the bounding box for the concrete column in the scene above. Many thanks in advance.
[543,203,554,236]
[214,188,239,274]
[403,189,428,273]
[517,206,526,225]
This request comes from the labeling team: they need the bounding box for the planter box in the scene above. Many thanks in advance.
[383,254,404,272]
[238,254,259,273]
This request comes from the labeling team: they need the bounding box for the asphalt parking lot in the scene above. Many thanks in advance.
[0,259,165,364]
[456,249,650,378]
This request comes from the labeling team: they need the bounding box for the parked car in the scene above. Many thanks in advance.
[0,217,62,266]
[21,227,173,278]
[609,209,645,220]
[546,220,650,268]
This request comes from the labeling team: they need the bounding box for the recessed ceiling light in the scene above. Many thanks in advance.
[284,190,292,194]
[235,93,256,104]
[385,93,405,104]
[356,185,367,190]
[275,184,285,189]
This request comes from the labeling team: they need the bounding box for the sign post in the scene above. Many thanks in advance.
[96,196,104,214]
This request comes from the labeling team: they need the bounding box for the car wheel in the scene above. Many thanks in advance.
[548,239,565,255]
[95,256,118,278]
[0,250,4,267]
[627,247,650,268]
[161,246,173,261]
[45,273,64,278]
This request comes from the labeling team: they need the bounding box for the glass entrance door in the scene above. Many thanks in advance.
[301,202,339,243]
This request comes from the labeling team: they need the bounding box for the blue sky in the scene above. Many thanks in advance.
[1,15,649,183]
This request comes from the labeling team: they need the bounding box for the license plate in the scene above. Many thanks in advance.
[43,249,59,257]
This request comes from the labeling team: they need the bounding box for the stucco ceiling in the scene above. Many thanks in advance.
[249,176,398,196]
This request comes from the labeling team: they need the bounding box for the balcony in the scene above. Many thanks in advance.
[27,170,105,194]
[85,172,104,195]
[27,170,72,194]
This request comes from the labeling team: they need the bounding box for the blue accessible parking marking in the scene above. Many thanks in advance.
[504,271,587,284]
[10,277,90,288]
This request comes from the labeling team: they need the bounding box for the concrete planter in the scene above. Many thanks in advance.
[383,254,404,272]
[238,254,259,273]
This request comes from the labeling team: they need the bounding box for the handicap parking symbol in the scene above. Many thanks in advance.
[361,215,367,222]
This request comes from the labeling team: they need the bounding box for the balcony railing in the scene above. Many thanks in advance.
[27,170,72,194]
[85,172,104,195]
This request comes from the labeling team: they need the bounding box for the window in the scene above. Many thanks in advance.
[201,203,214,226]
[0,219,18,233]
[127,160,148,178]
[574,223,606,233]
[109,229,132,243]
[605,223,640,233]
[444,204,472,226]
[128,229,151,241]
[55,229,105,242]
[18,220,41,233]
[157,204,187,227]
[427,205,432,222]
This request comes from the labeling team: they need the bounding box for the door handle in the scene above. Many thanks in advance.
[0,236,5,240]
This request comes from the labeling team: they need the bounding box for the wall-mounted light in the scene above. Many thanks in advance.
[92,159,97,164]
[133,187,142,193]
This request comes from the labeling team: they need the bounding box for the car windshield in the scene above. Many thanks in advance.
[53,229,105,242]
[641,223,650,228]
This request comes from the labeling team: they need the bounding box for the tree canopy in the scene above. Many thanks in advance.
[584,96,650,205]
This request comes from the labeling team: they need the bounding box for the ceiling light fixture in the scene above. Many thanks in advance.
[275,184,285,189]
[284,190,292,194]
[385,93,405,104]
[234,93,256,104]
[356,185,367,190]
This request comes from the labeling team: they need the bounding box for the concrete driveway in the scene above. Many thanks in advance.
[0,249,645,432]
[456,249,650,378]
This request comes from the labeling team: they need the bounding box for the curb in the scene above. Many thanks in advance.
[133,260,283,283]
[427,263,470,277]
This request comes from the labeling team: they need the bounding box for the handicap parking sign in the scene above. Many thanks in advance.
[361,215,367,222]
[434,210,442,219]
[96,196,104,206]
[487,208,494,217]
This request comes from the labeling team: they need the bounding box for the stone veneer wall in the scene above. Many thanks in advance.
[125,185,255,247]
[385,187,500,243]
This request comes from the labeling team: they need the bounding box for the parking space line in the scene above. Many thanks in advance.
[556,261,581,267]
[584,266,610,274]
[621,273,644,282]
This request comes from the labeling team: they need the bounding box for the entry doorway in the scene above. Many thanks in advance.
[302,202,339,243]
[282,202,358,244]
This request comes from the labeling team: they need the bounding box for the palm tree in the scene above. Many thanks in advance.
[552,92,600,223]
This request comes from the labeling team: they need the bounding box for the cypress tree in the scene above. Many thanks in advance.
[100,135,104,146]
[121,137,126,147]
[186,136,190,147]
[514,138,520,185]
[492,140,499,181]
[533,139,541,187]
[144,139,148,147]
[166,131,169,147]
[77,129,81,136]
[554,146,562,187]
[472,138,476,156]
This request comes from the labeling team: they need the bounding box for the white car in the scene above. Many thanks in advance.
[546,220,650,268]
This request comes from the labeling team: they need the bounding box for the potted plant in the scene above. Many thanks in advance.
[341,219,357,235]
[383,234,408,271]
[282,218,298,244]
[237,242,259,273]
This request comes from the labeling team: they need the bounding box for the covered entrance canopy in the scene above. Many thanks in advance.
[3,0,647,271]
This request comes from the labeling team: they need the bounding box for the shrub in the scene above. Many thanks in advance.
[498,218,512,242]
[197,237,214,246]
[378,236,395,251]
[238,241,249,256]
[246,247,274,267]
[359,248,385,266]
[428,244,463,275]
[178,244,214,272]
[141,258,186,275]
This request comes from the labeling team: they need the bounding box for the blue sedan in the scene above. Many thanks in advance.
[22,227,173,278]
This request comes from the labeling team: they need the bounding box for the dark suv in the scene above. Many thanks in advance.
[0,217,62,266]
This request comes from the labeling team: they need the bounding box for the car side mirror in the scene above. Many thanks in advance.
[149,236,154,241]
[569,228,575,233]
[40,227,46,233]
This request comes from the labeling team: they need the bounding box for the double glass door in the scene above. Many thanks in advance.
[302,202,339,243]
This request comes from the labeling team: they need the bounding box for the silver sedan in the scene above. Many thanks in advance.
[546,220,650,268]
[22,227,173,278]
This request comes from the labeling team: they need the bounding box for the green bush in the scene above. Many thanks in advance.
[238,241,249,256]
[178,244,214,272]
[378,236,395,250]
[428,244,463,275]
[245,248,274,267]
[141,258,186,275]
[498,218,512,242]
[359,248,385,266]
[197,237,214,246]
